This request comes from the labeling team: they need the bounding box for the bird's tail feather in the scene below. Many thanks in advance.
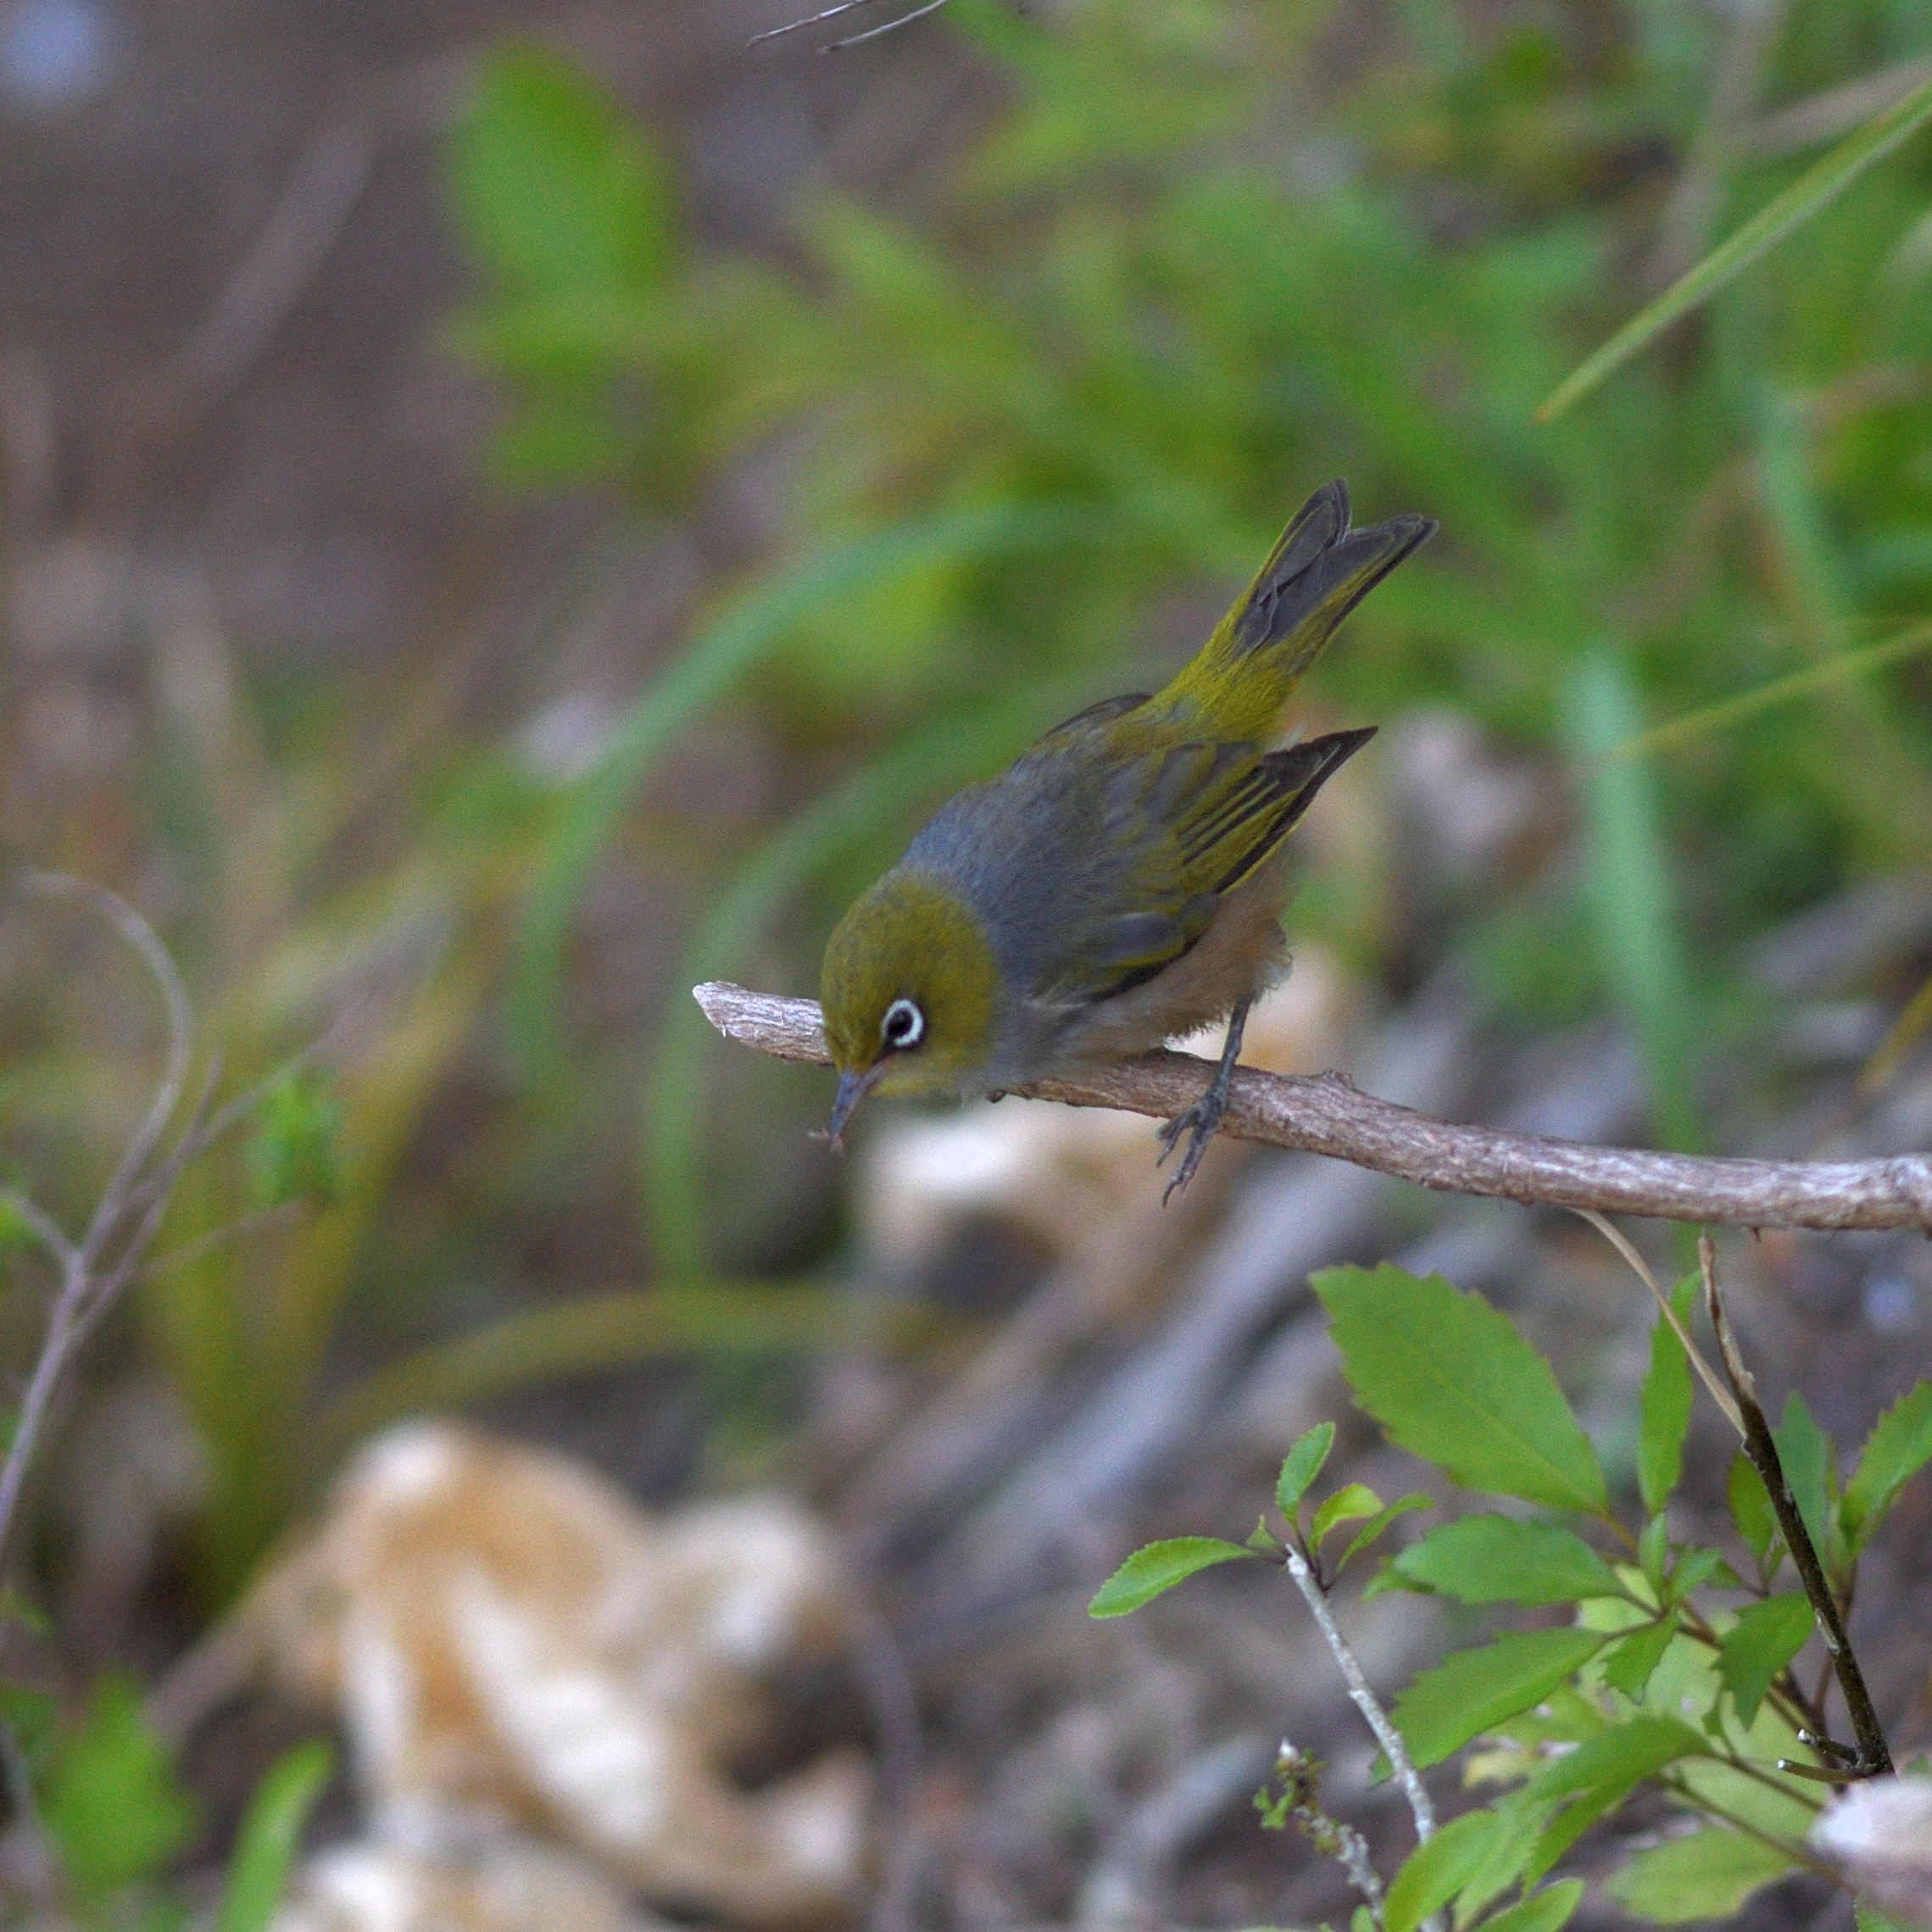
[1166,481,1434,738]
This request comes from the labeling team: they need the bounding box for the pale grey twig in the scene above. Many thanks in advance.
[0,877,212,1573]
[1279,1542,1436,1853]
[693,983,1932,1233]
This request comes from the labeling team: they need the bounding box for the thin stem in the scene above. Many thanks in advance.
[1656,1773,1840,1885]
[1280,1545,1434,1844]
[1700,1236,1893,1778]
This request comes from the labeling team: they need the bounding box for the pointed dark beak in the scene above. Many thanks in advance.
[827,1065,884,1150]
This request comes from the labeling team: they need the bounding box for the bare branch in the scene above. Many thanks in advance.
[1701,1236,1893,1779]
[693,983,1932,1235]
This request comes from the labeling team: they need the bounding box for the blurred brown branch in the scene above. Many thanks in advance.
[694,983,1932,1235]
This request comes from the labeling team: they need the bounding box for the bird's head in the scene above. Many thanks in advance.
[819,870,1001,1144]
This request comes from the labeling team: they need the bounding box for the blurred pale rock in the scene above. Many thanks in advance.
[275,1837,670,1932]
[1811,1773,1932,1928]
[253,1423,870,1930]
[855,945,1352,1274]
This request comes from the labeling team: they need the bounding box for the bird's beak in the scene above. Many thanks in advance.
[827,1064,884,1150]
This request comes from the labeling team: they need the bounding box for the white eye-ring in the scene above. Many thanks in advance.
[881,997,925,1051]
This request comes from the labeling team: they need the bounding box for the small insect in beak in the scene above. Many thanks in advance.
[825,1065,884,1150]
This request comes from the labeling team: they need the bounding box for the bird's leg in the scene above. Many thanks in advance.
[1157,997,1250,1203]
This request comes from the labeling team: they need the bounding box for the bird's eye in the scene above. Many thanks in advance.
[881,997,925,1052]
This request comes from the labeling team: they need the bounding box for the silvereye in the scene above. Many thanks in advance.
[821,480,1434,1197]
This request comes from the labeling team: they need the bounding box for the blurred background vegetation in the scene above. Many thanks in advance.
[2,0,1932,1920]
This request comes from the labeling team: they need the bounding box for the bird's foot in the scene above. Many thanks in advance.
[1157,1082,1228,1204]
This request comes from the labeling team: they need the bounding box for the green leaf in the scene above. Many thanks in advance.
[1606,1826,1801,1923]
[449,45,671,296]
[215,1741,336,1932]
[1478,1883,1584,1932]
[1639,1512,1671,1592]
[1390,1516,1620,1606]
[1277,1423,1335,1518]
[1311,1483,1384,1550]
[1521,1715,1708,1881]
[1664,1546,1732,1605]
[1384,1807,1502,1932]
[41,1677,199,1894]
[1314,1265,1608,1515]
[1729,1453,1779,1568]
[1774,1392,1837,1564]
[1087,1538,1255,1617]
[1393,1628,1609,1770]
[1338,1494,1434,1573]
[1600,1613,1681,1701]
[1537,73,1932,419]
[1842,1381,1932,1548]
[1718,1594,1814,1725]
[1638,1278,1697,1517]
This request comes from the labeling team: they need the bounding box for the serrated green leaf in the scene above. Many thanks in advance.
[1314,1266,1608,1515]
[1087,1538,1255,1617]
[1729,1453,1779,1569]
[216,1741,336,1932]
[1606,1826,1800,1923]
[1774,1393,1837,1565]
[1277,1423,1335,1518]
[1521,1715,1707,1881]
[1638,1278,1696,1517]
[1478,1883,1584,1932]
[1665,1546,1731,1604]
[1384,1808,1502,1932]
[1601,1613,1681,1701]
[1718,1593,1814,1725]
[1339,1494,1434,1573]
[1394,1628,1609,1770]
[1843,1381,1932,1549]
[1390,1515,1620,1606]
[1311,1483,1384,1549]
[450,45,671,296]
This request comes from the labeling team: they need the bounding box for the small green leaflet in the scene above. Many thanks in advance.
[1311,1483,1383,1549]
[1314,1265,1608,1515]
[1384,1808,1501,1932]
[1718,1594,1813,1725]
[1087,1538,1254,1617]
[1606,1825,1799,1924]
[1638,1278,1696,1517]
[1842,1380,1932,1549]
[1600,1612,1680,1701]
[1478,1884,1584,1932]
[1338,1494,1433,1573]
[1390,1515,1621,1606]
[1277,1423,1334,1517]
[1393,1627,1609,1769]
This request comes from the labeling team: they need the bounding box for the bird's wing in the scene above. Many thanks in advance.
[1029,726,1375,1005]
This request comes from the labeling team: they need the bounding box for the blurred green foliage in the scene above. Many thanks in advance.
[446,0,1932,1273]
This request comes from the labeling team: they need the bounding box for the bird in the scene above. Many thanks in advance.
[819,480,1434,1200]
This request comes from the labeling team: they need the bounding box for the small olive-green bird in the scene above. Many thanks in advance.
[821,481,1434,1198]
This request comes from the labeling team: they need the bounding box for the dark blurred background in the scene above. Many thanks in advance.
[3,0,1932,1924]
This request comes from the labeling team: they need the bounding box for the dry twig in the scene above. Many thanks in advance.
[693,983,1932,1234]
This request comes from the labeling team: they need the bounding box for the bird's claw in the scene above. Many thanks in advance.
[1157,1088,1227,1204]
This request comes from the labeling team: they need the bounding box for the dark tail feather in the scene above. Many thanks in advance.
[1231,482,1435,667]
